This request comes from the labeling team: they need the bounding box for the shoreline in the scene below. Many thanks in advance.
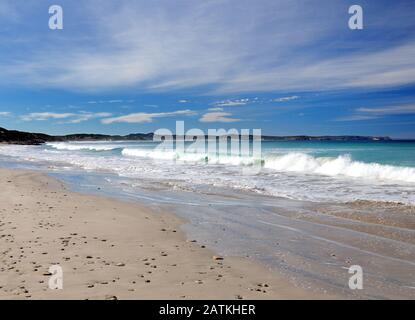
[0,168,325,300]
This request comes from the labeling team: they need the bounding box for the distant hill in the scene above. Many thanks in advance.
[0,127,392,145]
[0,127,154,145]
[260,135,392,141]
[0,127,54,145]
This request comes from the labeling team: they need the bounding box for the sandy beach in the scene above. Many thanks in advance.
[0,168,320,300]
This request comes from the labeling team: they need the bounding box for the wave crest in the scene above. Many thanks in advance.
[47,142,118,151]
[122,148,415,183]
[264,153,415,183]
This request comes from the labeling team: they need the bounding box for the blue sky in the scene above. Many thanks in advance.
[0,0,414,137]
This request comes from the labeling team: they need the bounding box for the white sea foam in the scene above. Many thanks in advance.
[122,147,415,183]
[263,153,415,183]
[47,142,120,151]
[122,148,177,160]
[1,144,414,205]
[122,148,261,166]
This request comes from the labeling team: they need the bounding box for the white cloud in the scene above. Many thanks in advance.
[208,107,224,111]
[335,104,415,121]
[0,112,11,117]
[356,105,415,115]
[21,112,112,123]
[215,43,415,94]
[334,115,379,122]
[213,99,250,107]
[273,96,300,102]
[88,100,123,104]
[0,1,414,94]
[21,112,76,121]
[199,112,240,123]
[65,112,113,124]
[102,109,196,124]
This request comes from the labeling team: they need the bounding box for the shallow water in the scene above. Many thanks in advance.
[50,171,415,299]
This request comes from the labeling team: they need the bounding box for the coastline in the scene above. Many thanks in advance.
[0,168,322,300]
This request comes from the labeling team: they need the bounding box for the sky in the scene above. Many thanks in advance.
[0,0,414,138]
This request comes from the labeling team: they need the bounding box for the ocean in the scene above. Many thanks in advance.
[1,140,414,298]
[0,140,414,204]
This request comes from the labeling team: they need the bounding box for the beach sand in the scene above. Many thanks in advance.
[0,168,320,300]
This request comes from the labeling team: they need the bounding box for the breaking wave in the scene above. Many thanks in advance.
[121,148,261,166]
[47,142,120,151]
[263,153,415,183]
[122,148,415,183]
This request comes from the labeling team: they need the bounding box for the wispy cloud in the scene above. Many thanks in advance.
[102,109,196,124]
[199,112,240,123]
[21,112,112,123]
[88,100,125,104]
[2,1,413,94]
[0,111,11,117]
[213,99,249,107]
[64,112,113,124]
[272,96,300,102]
[208,107,224,111]
[334,115,379,122]
[335,104,415,121]
[21,112,76,121]
[356,105,415,115]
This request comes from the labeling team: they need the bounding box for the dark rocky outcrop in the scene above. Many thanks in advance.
[0,127,54,145]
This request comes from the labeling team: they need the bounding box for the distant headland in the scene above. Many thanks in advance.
[0,127,393,145]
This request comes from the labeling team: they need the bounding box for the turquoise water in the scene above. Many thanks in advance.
[0,140,414,204]
[261,141,415,167]
[58,140,415,168]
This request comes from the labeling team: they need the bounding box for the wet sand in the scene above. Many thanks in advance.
[155,188,415,299]
[0,168,321,300]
